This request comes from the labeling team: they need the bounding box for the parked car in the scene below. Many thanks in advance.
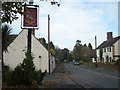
[74,61,79,65]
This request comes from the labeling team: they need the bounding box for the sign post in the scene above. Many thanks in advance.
[28,29,32,52]
[21,5,39,53]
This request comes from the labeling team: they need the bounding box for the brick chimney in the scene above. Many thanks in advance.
[32,29,35,36]
[107,32,113,41]
[39,38,43,44]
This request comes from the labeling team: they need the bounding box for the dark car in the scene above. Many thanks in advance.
[74,61,79,65]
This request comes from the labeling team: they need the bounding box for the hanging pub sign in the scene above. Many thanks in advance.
[21,5,39,29]
[24,8,37,26]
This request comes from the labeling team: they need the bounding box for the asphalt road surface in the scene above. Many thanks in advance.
[64,62,119,88]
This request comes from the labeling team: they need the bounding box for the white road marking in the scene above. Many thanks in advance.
[80,68,120,79]
[67,63,120,79]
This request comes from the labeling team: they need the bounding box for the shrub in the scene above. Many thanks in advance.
[5,65,24,85]
[109,62,116,65]
[22,51,35,86]
[34,70,47,85]
[5,71,13,85]
[5,51,47,86]
[3,65,10,82]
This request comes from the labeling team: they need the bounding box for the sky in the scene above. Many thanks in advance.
[7,0,119,51]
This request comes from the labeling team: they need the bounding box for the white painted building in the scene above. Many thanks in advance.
[3,29,56,73]
[97,32,120,63]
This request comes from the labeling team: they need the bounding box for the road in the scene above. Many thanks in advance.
[43,63,83,88]
[64,62,119,88]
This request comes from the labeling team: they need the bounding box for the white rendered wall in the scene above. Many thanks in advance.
[50,53,56,73]
[103,46,113,62]
[4,29,55,73]
[3,29,28,70]
[113,39,120,61]
[31,35,49,72]
[97,46,113,62]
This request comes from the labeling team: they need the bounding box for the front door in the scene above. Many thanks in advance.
[106,55,109,63]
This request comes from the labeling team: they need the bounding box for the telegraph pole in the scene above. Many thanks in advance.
[48,14,50,74]
[95,36,97,67]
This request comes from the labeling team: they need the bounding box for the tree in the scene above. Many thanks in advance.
[54,47,63,62]
[2,24,12,52]
[49,41,55,50]
[54,46,69,62]
[2,24,12,82]
[2,2,26,24]
[88,43,92,50]
[61,48,69,61]
[2,0,60,24]
[81,46,92,62]
[21,51,36,85]
[72,40,93,62]
[84,44,87,47]
[68,52,73,61]
[76,40,81,46]
[72,40,82,60]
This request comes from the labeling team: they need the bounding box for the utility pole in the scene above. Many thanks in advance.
[48,14,50,74]
[95,36,97,67]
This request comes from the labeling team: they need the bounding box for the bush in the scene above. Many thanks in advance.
[109,62,116,65]
[34,70,47,85]
[5,65,24,85]
[5,51,47,86]
[79,60,83,65]
[3,65,10,82]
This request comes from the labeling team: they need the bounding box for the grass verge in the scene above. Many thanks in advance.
[84,63,119,72]
[59,63,66,73]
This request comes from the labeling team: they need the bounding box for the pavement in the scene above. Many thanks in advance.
[43,63,83,88]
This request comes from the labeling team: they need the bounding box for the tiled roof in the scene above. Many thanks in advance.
[97,36,120,49]
[6,35,18,47]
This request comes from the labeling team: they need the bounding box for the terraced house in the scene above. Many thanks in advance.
[97,32,120,63]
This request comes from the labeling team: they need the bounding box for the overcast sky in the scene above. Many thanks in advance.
[8,0,119,51]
